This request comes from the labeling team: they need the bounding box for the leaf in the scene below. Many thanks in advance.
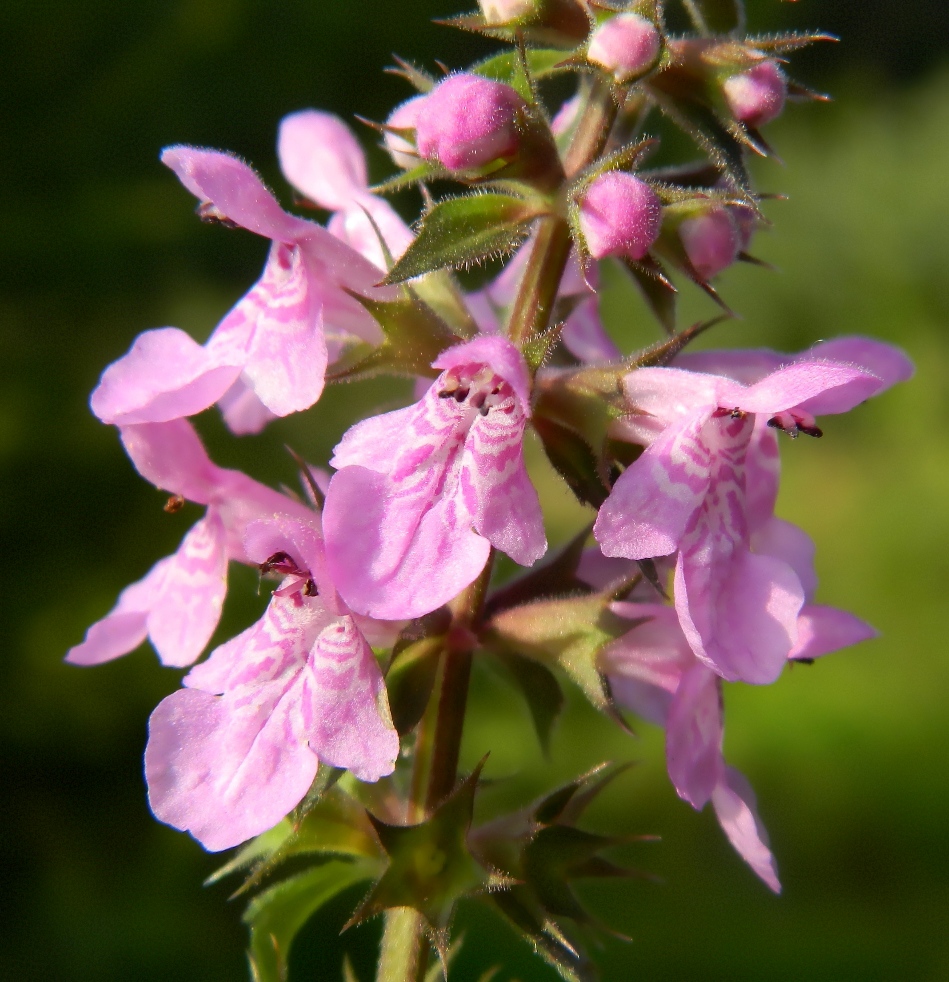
[384,194,547,284]
[386,634,444,736]
[246,859,377,982]
[327,291,461,382]
[682,0,745,35]
[620,255,677,334]
[494,650,565,754]
[472,48,569,99]
[533,414,610,509]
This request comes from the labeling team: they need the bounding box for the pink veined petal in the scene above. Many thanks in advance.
[623,367,722,427]
[562,296,621,364]
[302,615,399,781]
[147,513,228,668]
[330,403,422,472]
[91,327,243,426]
[323,465,491,619]
[676,347,785,384]
[216,377,279,435]
[594,411,713,560]
[665,664,723,809]
[119,419,220,504]
[65,558,170,665]
[145,684,318,852]
[676,547,804,684]
[753,516,818,598]
[789,604,877,661]
[433,336,532,416]
[210,243,327,417]
[162,146,309,243]
[744,420,781,532]
[185,590,333,695]
[727,361,884,416]
[466,407,546,566]
[711,766,781,893]
[806,336,914,390]
[277,110,369,210]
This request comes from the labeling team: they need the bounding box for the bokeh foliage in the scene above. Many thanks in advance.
[2,0,948,979]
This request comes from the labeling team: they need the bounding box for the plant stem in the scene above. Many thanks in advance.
[376,909,427,982]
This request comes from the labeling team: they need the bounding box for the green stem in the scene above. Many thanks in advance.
[506,77,619,349]
[376,909,427,982]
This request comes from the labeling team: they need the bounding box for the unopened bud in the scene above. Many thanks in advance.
[384,94,428,170]
[722,60,786,128]
[678,207,740,279]
[480,0,537,25]
[587,13,662,84]
[414,73,526,172]
[578,172,662,260]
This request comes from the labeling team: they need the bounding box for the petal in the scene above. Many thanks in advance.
[277,110,368,210]
[147,514,228,667]
[330,403,421,472]
[595,412,713,560]
[806,336,914,390]
[730,361,885,416]
[162,146,309,242]
[789,604,877,661]
[120,419,219,504]
[90,327,242,426]
[231,244,328,417]
[323,465,490,620]
[65,559,169,665]
[216,377,279,435]
[665,664,723,809]
[327,196,414,268]
[302,616,399,781]
[676,347,785,384]
[433,336,532,416]
[562,296,621,364]
[753,516,818,598]
[467,409,546,566]
[744,420,781,532]
[623,367,722,426]
[185,592,331,695]
[711,766,781,893]
[676,548,805,684]
[145,684,317,851]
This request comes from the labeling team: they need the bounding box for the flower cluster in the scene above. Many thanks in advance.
[69,1,912,973]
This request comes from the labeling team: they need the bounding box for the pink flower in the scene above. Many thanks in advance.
[145,514,399,851]
[723,60,787,129]
[578,171,663,261]
[323,336,546,619]
[587,12,662,84]
[678,207,740,280]
[414,74,527,172]
[91,147,389,435]
[66,420,314,668]
[278,110,414,271]
[603,587,874,891]
[595,349,908,684]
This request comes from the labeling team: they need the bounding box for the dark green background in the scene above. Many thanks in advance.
[2,1,948,979]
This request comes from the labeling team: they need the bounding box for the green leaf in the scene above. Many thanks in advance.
[371,161,445,196]
[486,594,629,713]
[472,48,569,99]
[246,859,376,982]
[620,255,677,334]
[384,194,546,284]
[327,291,461,382]
[682,0,745,35]
[495,650,565,754]
[386,634,444,736]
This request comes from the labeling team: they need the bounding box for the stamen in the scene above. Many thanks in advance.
[163,494,185,514]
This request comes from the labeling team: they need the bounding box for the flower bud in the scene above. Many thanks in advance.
[414,74,526,172]
[479,0,537,25]
[578,171,662,260]
[384,94,428,170]
[678,207,740,279]
[722,60,787,128]
[587,13,662,84]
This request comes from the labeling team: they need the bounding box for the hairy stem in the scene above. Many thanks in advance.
[506,77,619,348]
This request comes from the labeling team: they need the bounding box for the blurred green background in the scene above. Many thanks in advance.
[2,0,948,979]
